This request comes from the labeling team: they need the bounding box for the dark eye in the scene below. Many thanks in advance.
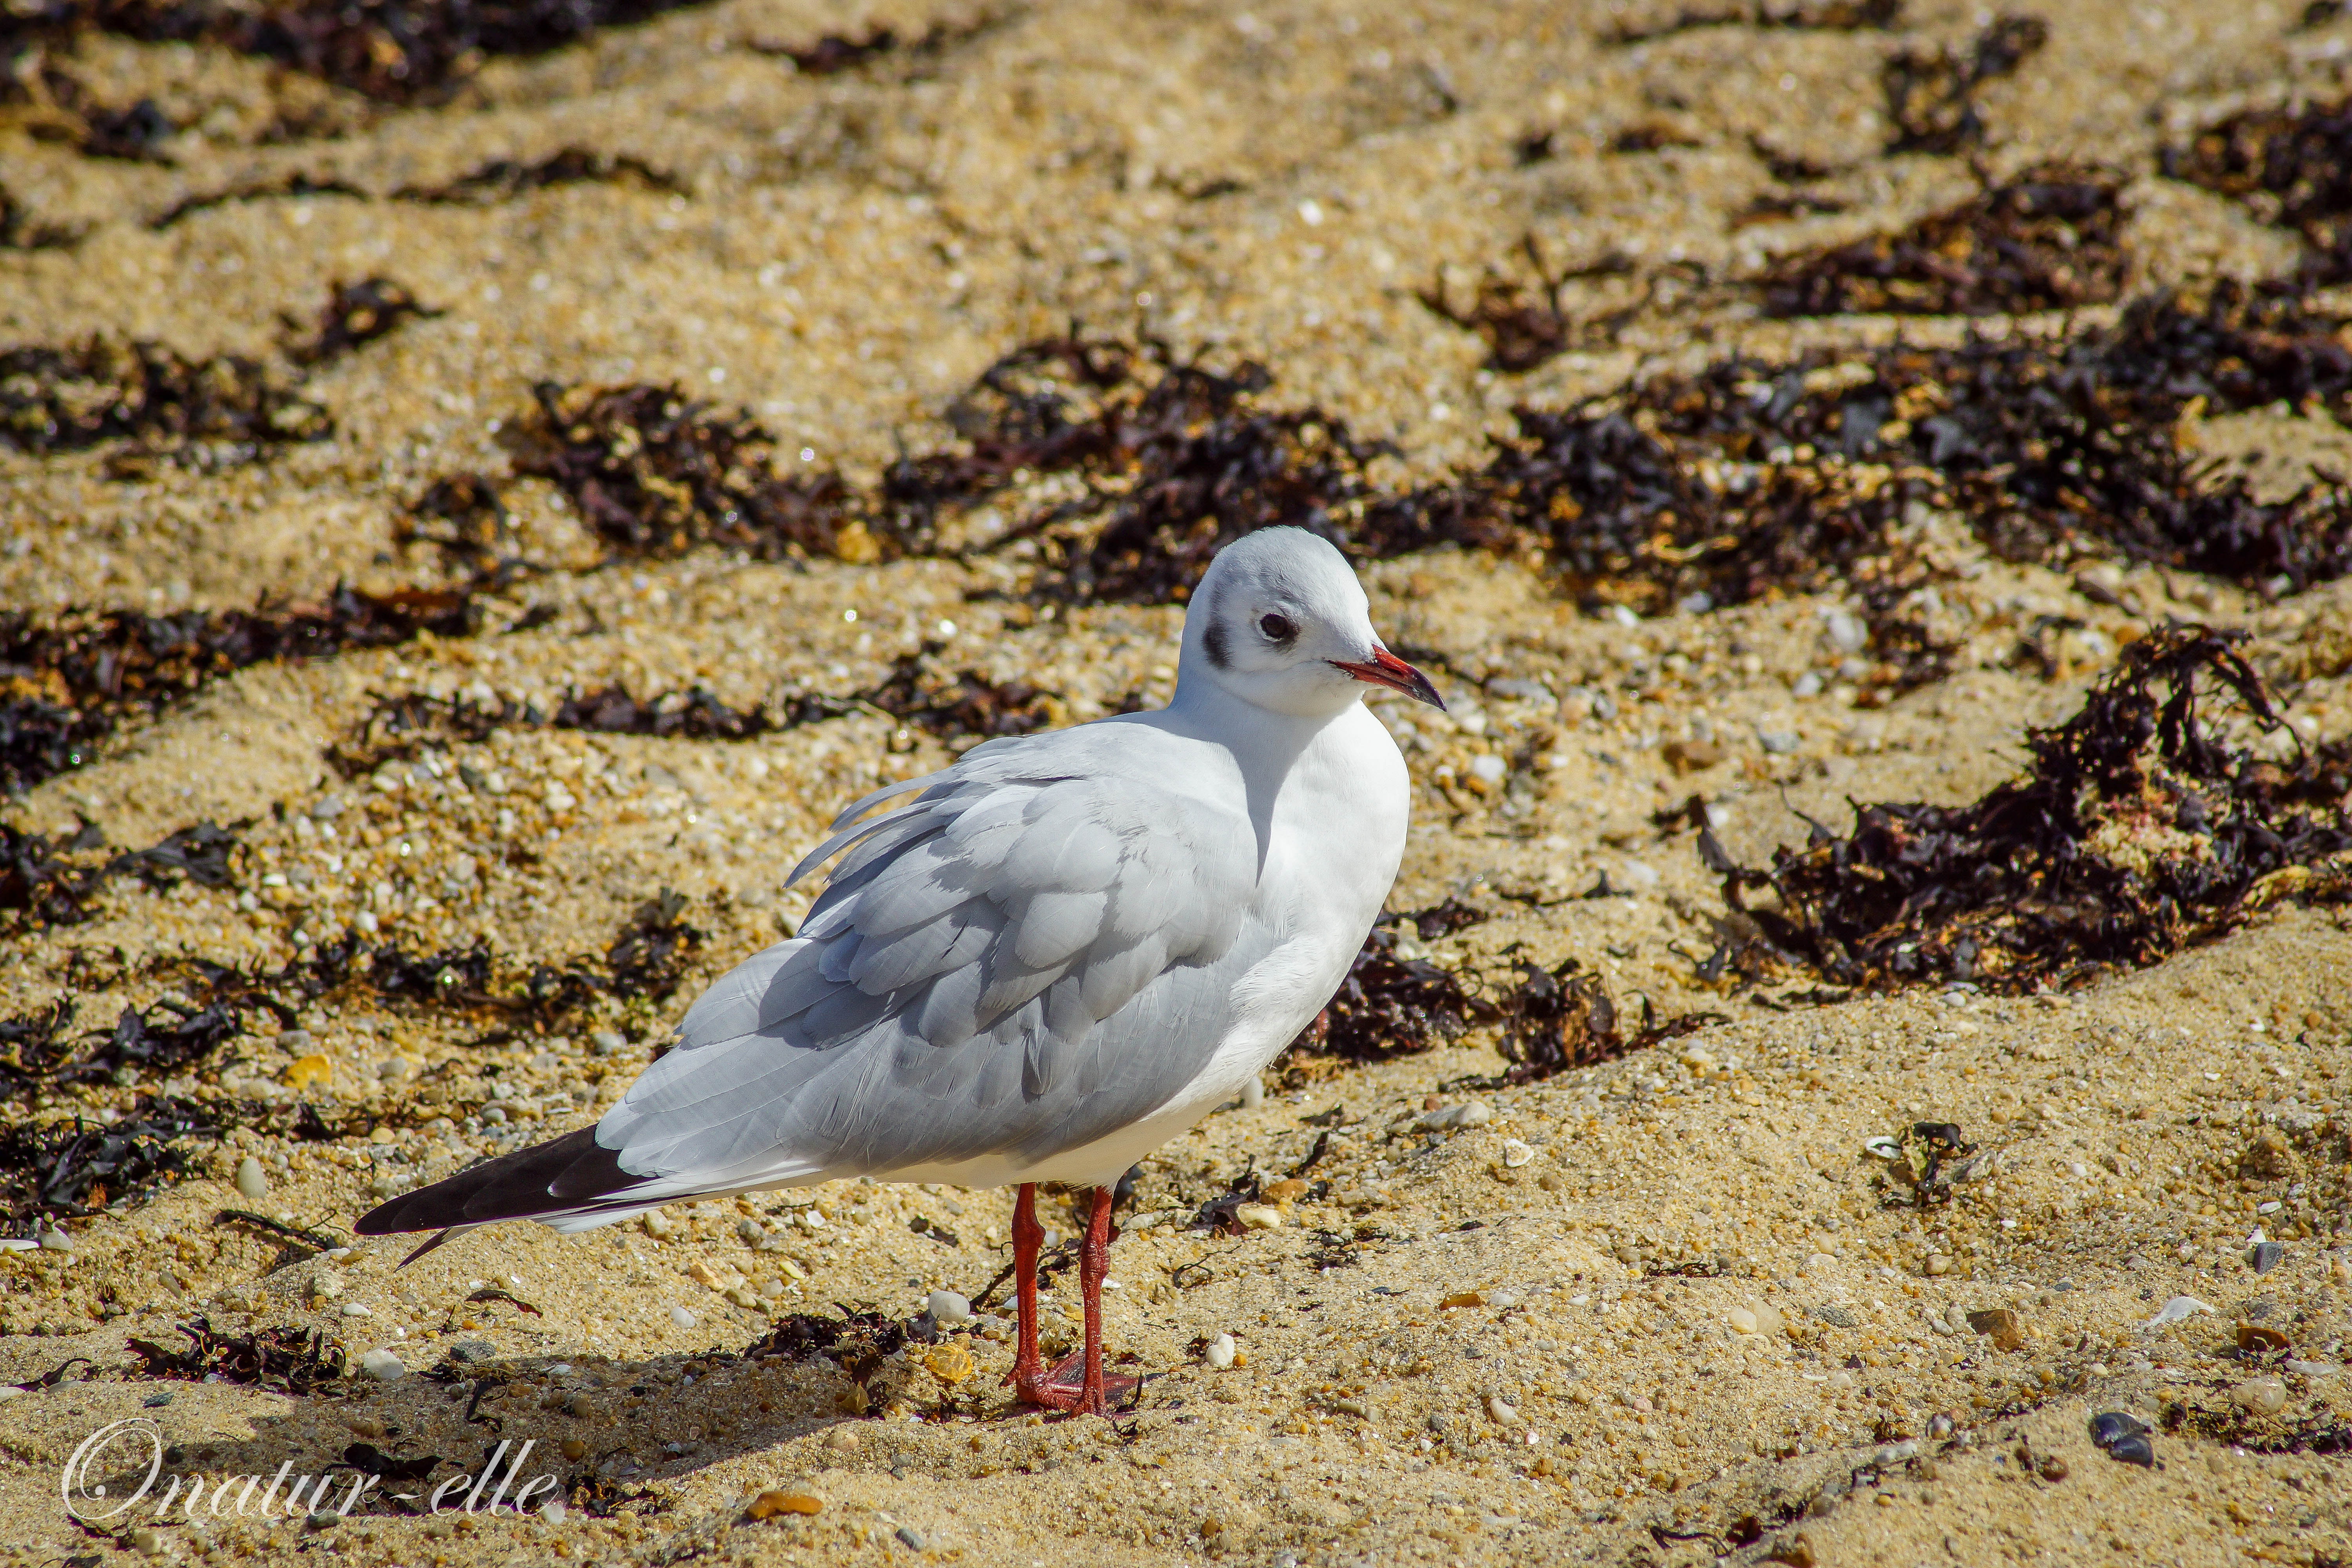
[1259,613,1298,642]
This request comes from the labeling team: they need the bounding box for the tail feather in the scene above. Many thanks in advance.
[356,1127,636,1236]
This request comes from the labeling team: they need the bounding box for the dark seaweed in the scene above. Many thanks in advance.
[1416,237,1642,373]
[1283,910,1489,1065]
[1701,628,2352,993]
[0,819,239,929]
[1882,13,2048,156]
[0,1095,219,1232]
[744,1307,908,1407]
[127,1316,345,1394]
[1761,164,2125,318]
[7,0,737,104]
[604,888,701,1003]
[1494,956,1622,1082]
[283,276,441,365]
[1605,0,1901,44]
[2162,94,2352,277]
[8,57,178,162]
[0,335,328,454]
[148,172,367,229]
[0,585,478,795]
[510,381,870,563]
[393,147,682,203]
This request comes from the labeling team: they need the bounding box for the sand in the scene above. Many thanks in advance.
[3,0,2350,1564]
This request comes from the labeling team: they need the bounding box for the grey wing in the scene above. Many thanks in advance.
[591,751,1261,1194]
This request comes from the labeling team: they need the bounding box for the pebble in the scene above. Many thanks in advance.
[748,1490,824,1520]
[641,1212,675,1238]
[1501,1138,1535,1168]
[1418,1101,1493,1131]
[671,1306,698,1330]
[1205,1333,1238,1370]
[2232,1378,2288,1416]
[448,1338,498,1363]
[1923,1255,1952,1276]
[38,1229,73,1253]
[340,1303,372,1317]
[2249,1241,2286,1275]
[1486,1394,1519,1424]
[359,1350,407,1381]
[927,1289,973,1328]
[1756,728,1799,755]
[592,1030,629,1057]
[1234,1203,1284,1230]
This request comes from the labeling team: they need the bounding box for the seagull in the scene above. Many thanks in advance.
[357,526,1443,1415]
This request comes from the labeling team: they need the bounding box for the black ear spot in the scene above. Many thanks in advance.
[1203,619,1230,668]
[1259,612,1298,642]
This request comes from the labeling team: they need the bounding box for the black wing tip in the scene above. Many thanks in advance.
[352,1126,631,1237]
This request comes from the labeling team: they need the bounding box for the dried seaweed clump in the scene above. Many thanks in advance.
[11,0,732,104]
[1450,281,2352,619]
[1416,238,1643,374]
[884,336,1472,603]
[1761,164,2125,318]
[1494,957,1622,1082]
[1702,629,2352,993]
[128,1316,346,1393]
[2161,95,2352,276]
[859,643,1061,751]
[283,276,441,365]
[1605,0,1901,44]
[394,147,682,204]
[1283,907,1491,1066]
[0,1096,219,1233]
[0,586,478,795]
[0,335,329,454]
[604,888,702,1003]
[1,819,240,929]
[1882,13,2048,155]
[746,1308,909,1412]
[511,382,871,563]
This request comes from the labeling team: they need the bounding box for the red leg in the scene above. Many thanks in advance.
[1007,1182,1049,1404]
[1008,1186,1136,1417]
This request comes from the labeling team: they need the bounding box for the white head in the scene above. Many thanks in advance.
[1174,527,1444,719]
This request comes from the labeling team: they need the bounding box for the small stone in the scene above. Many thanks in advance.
[359,1349,407,1381]
[825,1426,860,1452]
[641,1211,675,1238]
[924,1343,975,1387]
[1756,728,1799,755]
[2250,1241,2286,1275]
[1486,1394,1519,1424]
[448,1338,497,1363]
[2143,1295,2213,1328]
[2038,1455,2068,1482]
[670,1306,697,1330]
[307,1509,340,1531]
[1234,1203,1284,1230]
[130,1526,167,1554]
[1502,1138,1535,1168]
[1205,1333,1238,1370]
[38,1228,74,1252]
[927,1289,973,1327]
[1924,1255,1952,1276]
[540,1498,568,1524]
[1925,1414,1955,1438]
[1965,1308,2026,1352]
[1726,1306,1760,1336]
[561,1438,588,1461]
[1441,1290,1486,1309]
[2088,1411,2147,1448]
[1662,738,1723,775]
[2239,1321,2292,1355]
[748,1489,823,1520]
[2232,1378,2287,1416]
[592,1029,628,1057]
[283,1053,332,1090]
[143,1390,173,1408]
[895,1525,929,1550]
[340,1302,372,1318]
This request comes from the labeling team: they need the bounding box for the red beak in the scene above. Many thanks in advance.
[1329,648,1445,710]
